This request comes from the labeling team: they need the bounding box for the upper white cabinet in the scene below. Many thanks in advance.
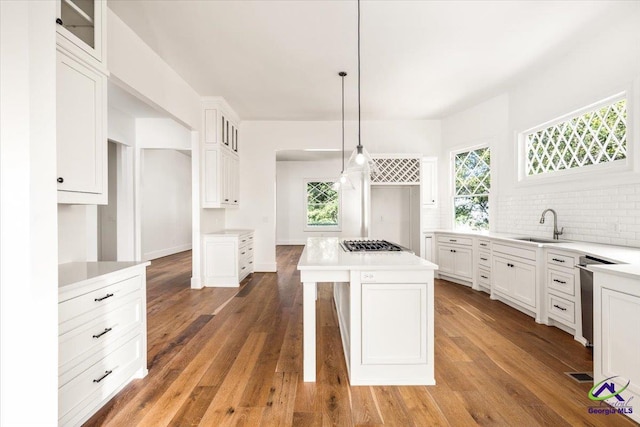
[56,0,107,70]
[56,49,107,204]
[201,98,241,209]
[421,157,437,206]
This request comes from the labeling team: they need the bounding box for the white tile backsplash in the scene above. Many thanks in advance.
[496,183,640,248]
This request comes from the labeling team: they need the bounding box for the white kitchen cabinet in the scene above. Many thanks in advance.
[593,268,640,425]
[421,157,437,206]
[476,238,491,293]
[56,0,107,70]
[58,261,149,427]
[202,146,239,208]
[491,242,538,316]
[57,49,107,204]
[435,234,473,284]
[203,230,254,287]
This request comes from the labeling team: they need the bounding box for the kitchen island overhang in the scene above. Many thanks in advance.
[297,237,439,386]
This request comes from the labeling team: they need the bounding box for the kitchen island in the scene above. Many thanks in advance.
[297,237,438,385]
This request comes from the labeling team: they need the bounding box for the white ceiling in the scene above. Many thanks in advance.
[276,150,344,162]
[108,0,634,121]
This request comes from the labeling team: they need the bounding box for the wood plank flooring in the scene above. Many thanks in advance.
[85,246,636,426]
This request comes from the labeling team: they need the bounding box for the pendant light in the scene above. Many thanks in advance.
[346,0,379,177]
[333,71,355,191]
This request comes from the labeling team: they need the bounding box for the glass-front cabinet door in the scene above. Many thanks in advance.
[56,0,105,65]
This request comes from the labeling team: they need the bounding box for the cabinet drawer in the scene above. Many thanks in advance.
[547,252,575,269]
[478,251,491,268]
[547,269,575,297]
[493,243,536,261]
[59,334,143,424]
[239,234,253,247]
[437,235,472,246]
[59,295,143,372]
[59,275,141,327]
[548,294,575,325]
[478,239,491,250]
[477,268,491,287]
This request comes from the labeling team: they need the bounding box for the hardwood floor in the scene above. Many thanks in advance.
[85,246,636,426]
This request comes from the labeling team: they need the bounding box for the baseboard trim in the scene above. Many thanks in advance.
[143,244,192,261]
[276,240,307,245]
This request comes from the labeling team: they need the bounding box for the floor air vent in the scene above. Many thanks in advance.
[565,372,593,383]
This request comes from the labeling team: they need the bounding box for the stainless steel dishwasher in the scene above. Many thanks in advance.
[577,255,615,347]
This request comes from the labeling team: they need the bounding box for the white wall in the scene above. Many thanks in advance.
[0,1,58,424]
[276,159,363,244]
[440,7,640,246]
[226,120,441,271]
[141,149,192,260]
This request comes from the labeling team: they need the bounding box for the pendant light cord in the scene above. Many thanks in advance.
[341,73,346,173]
[357,0,362,150]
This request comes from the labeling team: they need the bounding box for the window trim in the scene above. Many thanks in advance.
[450,144,490,231]
[517,91,632,184]
[303,178,342,232]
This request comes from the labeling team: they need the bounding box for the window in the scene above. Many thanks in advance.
[453,147,490,230]
[305,180,340,230]
[523,95,627,178]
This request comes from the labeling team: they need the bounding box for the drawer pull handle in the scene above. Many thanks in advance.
[93,370,113,384]
[553,279,567,284]
[553,304,567,311]
[241,252,246,255]
[92,327,112,339]
[480,243,487,247]
[249,248,253,251]
[449,239,457,242]
[94,293,114,302]
[249,261,253,264]
[480,257,488,261]
[552,258,565,263]
[242,239,247,242]
[480,275,488,279]
[241,266,246,270]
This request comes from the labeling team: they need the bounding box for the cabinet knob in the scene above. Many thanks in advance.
[225,199,229,202]
[56,18,63,25]
[57,177,64,183]
[234,200,238,203]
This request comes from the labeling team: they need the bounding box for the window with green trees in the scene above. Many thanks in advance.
[305,180,340,229]
[454,147,490,230]
[525,97,627,176]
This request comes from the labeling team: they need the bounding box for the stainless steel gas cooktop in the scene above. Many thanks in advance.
[340,239,405,252]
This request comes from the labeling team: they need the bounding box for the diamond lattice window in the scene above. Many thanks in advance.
[370,158,420,184]
[525,98,627,176]
[454,147,490,231]
[306,181,339,228]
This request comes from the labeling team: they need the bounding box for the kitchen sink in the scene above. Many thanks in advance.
[512,237,562,243]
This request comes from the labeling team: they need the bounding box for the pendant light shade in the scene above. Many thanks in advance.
[333,71,354,191]
[345,0,379,177]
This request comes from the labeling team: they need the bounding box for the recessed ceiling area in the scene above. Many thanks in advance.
[108,0,637,121]
[276,150,344,162]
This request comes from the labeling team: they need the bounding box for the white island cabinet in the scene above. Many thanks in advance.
[297,238,438,386]
[58,261,149,427]
[202,229,254,287]
[592,264,640,425]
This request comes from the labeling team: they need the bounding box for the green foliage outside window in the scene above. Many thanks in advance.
[306,181,339,227]
[454,148,490,230]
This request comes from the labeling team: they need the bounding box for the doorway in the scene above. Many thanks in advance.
[370,185,420,252]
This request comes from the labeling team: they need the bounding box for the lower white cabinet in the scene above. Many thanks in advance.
[493,255,537,310]
[593,268,640,424]
[435,234,473,283]
[203,229,254,287]
[58,261,149,427]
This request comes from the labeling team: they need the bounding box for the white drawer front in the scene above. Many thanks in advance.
[478,239,491,249]
[59,335,143,424]
[493,243,536,261]
[59,295,143,371]
[477,268,491,287]
[59,275,141,326]
[548,295,575,325]
[547,252,575,269]
[437,235,472,246]
[478,251,491,268]
[547,269,575,297]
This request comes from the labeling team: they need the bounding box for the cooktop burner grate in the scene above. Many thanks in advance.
[341,239,403,252]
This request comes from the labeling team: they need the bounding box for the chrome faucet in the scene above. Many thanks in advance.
[540,208,564,240]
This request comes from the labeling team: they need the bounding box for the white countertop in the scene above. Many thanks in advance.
[590,263,640,280]
[426,229,640,264]
[203,228,254,237]
[297,237,438,271]
[59,261,151,289]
